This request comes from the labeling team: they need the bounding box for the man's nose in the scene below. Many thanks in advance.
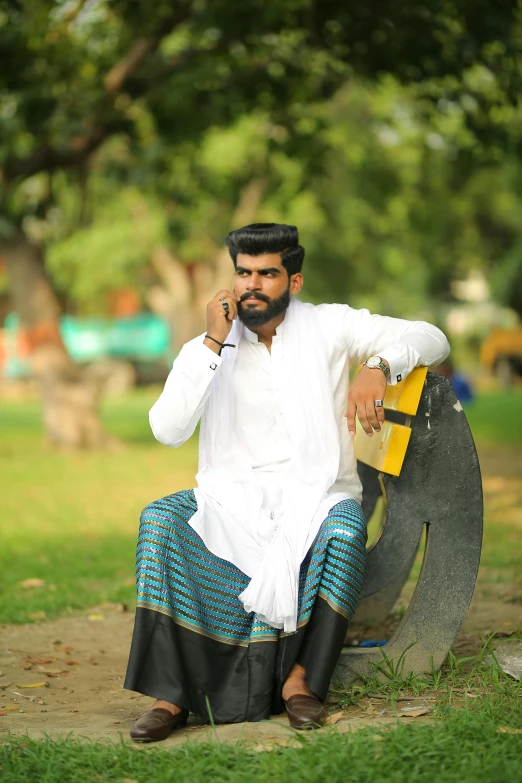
[246,273,262,289]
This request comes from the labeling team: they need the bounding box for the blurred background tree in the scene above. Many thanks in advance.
[1,0,521,446]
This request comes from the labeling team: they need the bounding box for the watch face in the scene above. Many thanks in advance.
[366,356,380,368]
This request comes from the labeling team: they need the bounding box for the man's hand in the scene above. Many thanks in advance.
[206,289,240,343]
[344,364,389,437]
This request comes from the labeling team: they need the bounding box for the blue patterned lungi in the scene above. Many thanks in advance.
[124,490,367,723]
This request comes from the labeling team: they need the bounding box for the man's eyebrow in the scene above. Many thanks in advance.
[235,266,282,274]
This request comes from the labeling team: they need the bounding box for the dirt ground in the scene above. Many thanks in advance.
[1,444,521,748]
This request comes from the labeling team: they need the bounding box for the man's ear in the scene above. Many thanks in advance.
[290,273,304,295]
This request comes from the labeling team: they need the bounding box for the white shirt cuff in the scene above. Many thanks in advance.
[190,341,224,395]
[378,344,421,386]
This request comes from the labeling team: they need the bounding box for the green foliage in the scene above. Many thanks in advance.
[47,188,168,311]
[34,68,522,318]
[2,1,522,318]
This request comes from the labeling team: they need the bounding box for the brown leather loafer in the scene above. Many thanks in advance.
[284,694,327,730]
[130,707,189,742]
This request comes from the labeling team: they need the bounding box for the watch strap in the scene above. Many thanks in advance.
[364,356,390,379]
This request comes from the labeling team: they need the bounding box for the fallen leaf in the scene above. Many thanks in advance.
[368,694,437,702]
[55,646,73,654]
[21,665,32,671]
[326,711,346,725]
[399,708,431,718]
[12,692,36,701]
[68,709,79,713]
[27,612,46,621]
[87,613,105,621]
[1,706,20,712]
[19,578,45,589]
[65,660,79,666]
[123,778,140,783]
[0,711,5,716]
[38,666,65,675]
[496,629,517,638]
[26,659,53,665]
[16,682,49,689]
[401,705,433,711]
[497,726,522,735]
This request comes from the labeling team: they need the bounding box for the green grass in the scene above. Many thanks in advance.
[1,694,521,783]
[0,390,198,624]
[1,388,520,624]
[465,388,522,445]
[1,389,522,781]
[330,633,522,708]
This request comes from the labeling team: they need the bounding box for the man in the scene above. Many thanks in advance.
[124,222,449,741]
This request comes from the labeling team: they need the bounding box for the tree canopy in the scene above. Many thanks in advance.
[2,0,522,318]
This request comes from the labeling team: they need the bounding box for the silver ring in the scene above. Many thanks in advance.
[374,399,384,408]
[220,296,229,313]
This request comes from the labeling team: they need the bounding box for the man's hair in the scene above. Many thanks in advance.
[225,223,304,278]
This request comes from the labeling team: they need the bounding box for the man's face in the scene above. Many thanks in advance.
[234,252,297,328]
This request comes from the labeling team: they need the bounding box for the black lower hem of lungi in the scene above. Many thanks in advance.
[123,594,349,724]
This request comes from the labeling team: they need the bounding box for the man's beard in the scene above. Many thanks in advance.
[237,286,291,329]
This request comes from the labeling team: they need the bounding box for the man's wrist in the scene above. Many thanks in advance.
[203,336,222,355]
[363,355,391,379]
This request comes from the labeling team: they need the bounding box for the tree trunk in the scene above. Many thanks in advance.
[147,178,266,353]
[2,229,113,448]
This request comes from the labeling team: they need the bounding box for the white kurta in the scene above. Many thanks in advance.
[149,302,449,627]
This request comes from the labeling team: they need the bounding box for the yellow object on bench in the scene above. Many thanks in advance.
[354,366,428,477]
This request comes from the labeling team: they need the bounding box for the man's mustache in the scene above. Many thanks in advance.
[240,294,268,303]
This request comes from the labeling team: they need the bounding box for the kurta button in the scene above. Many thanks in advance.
[210,363,217,370]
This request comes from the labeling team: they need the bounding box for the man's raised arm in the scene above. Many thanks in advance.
[149,337,223,448]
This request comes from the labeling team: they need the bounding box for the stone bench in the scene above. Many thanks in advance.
[335,368,483,684]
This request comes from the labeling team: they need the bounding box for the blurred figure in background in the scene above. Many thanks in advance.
[432,357,474,406]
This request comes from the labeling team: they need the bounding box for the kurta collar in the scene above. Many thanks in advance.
[243,318,285,344]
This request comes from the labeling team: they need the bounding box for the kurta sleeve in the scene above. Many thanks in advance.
[339,306,450,385]
[149,336,223,447]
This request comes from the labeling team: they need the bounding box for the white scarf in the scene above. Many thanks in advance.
[189,296,347,632]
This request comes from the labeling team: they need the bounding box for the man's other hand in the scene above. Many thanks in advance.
[344,364,389,437]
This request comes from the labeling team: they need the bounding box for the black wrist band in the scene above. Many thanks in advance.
[205,334,224,347]
[205,334,236,356]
